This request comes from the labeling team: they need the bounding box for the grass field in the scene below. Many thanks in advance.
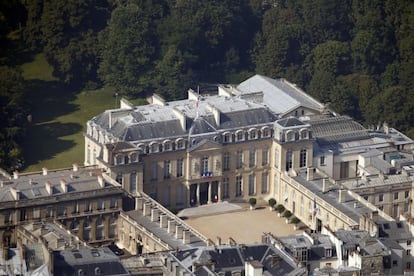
[20,54,119,172]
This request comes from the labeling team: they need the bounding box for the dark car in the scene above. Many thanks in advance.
[108,244,124,256]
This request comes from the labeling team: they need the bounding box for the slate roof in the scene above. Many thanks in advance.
[276,117,305,128]
[236,75,324,115]
[53,248,130,276]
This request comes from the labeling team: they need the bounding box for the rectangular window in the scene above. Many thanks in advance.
[130,172,137,193]
[300,149,307,167]
[84,201,92,213]
[407,249,411,256]
[151,161,157,181]
[97,198,104,210]
[223,178,229,199]
[33,208,40,219]
[110,198,117,209]
[223,152,230,171]
[164,160,171,179]
[261,172,268,194]
[72,202,79,214]
[177,159,183,177]
[248,174,255,195]
[201,156,209,175]
[249,149,256,168]
[378,194,384,202]
[236,150,243,169]
[405,191,410,198]
[57,206,66,216]
[320,156,326,166]
[340,161,349,179]
[236,176,243,197]
[286,151,293,171]
[262,148,269,166]
[236,131,244,141]
[46,207,53,218]
[274,149,279,168]
[394,192,399,200]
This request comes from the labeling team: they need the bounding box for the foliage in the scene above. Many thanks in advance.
[276,204,285,214]
[283,210,293,218]
[291,217,301,224]
[0,66,27,171]
[249,197,257,206]
[268,198,277,207]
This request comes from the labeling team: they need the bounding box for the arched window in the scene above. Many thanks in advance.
[261,127,270,138]
[300,129,308,140]
[249,129,257,140]
[163,140,171,151]
[150,142,158,153]
[223,132,232,143]
[176,139,184,149]
[236,130,244,142]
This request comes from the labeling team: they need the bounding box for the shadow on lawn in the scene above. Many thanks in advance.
[22,80,82,169]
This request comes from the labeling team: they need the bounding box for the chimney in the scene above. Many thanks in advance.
[42,167,48,176]
[13,170,19,179]
[10,188,20,200]
[338,189,346,203]
[322,178,329,193]
[307,167,314,181]
[72,163,79,172]
[45,181,53,195]
[97,175,104,187]
[216,236,221,246]
[60,179,67,193]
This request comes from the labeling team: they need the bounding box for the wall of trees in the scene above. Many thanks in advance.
[1,0,414,171]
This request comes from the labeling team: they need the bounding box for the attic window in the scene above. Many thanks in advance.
[286,130,295,142]
[236,130,244,142]
[249,129,257,140]
[150,142,158,153]
[300,129,308,139]
[163,141,171,151]
[261,127,270,138]
[223,132,231,143]
[176,139,184,149]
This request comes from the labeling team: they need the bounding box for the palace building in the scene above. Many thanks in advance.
[84,74,414,234]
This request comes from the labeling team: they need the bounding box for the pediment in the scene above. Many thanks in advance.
[187,138,222,153]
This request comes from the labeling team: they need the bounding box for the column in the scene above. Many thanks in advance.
[218,182,222,202]
[186,185,191,207]
[207,182,212,204]
[196,184,200,205]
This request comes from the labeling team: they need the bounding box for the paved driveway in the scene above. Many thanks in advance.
[180,203,303,244]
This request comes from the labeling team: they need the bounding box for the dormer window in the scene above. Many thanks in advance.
[163,140,171,151]
[115,155,123,165]
[249,129,257,140]
[236,130,244,142]
[176,138,185,149]
[286,130,295,141]
[300,129,308,140]
[150,142,158,153]
[262,127,270,138]
[130,153,137,163]
[223,132,231,143]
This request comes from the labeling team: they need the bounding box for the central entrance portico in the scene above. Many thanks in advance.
[189,181,221,206]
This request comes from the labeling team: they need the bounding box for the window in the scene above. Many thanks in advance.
[177,139,184,149]
[151,161,157,181]
[87,145,91,164]
[300,130,308,139]
[274,149,279,168]
[320,156,326,166]
[223,178,229,199]
[93,149,97,165]
[249,149,256,168]
[84,201,92,213]
[249,129,257,140]
[116,173,123,185]
[300,149,307,167]
[33,208,40,219]
[340,161,349,179]
[236,150,243,169]
[262,148,269,166]
[286,131,295,141]
[116,155,123,165]
[130,153,137,163]
[164,142,171,151]
[379,194,384,202]
[57,205,66,216]
[164,160,171,179]
[405,191,410,198]
[236,131,244,141]
[286,151,293,171]
[236,176,243,197]
[261,172,268,194]
[223,133,231,143]
[177,159,183,177]
[223,152,230,171]
[407,249,411,256]
[262,127,270,138]
[97,198,104,210]
[46,207,53,218]
[394,192,399,200]
[72,203,79,214]
[150,143,158,153]
[201,156,209,175]
[326,248,332,257]
[130,172,137,193]
[110,198,117,209]
[408,240,412,246]
[248,174,255,195]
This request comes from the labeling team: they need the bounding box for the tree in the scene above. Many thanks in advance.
[0,66,27,171]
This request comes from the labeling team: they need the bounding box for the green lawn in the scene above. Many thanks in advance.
[20,54,119,172]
